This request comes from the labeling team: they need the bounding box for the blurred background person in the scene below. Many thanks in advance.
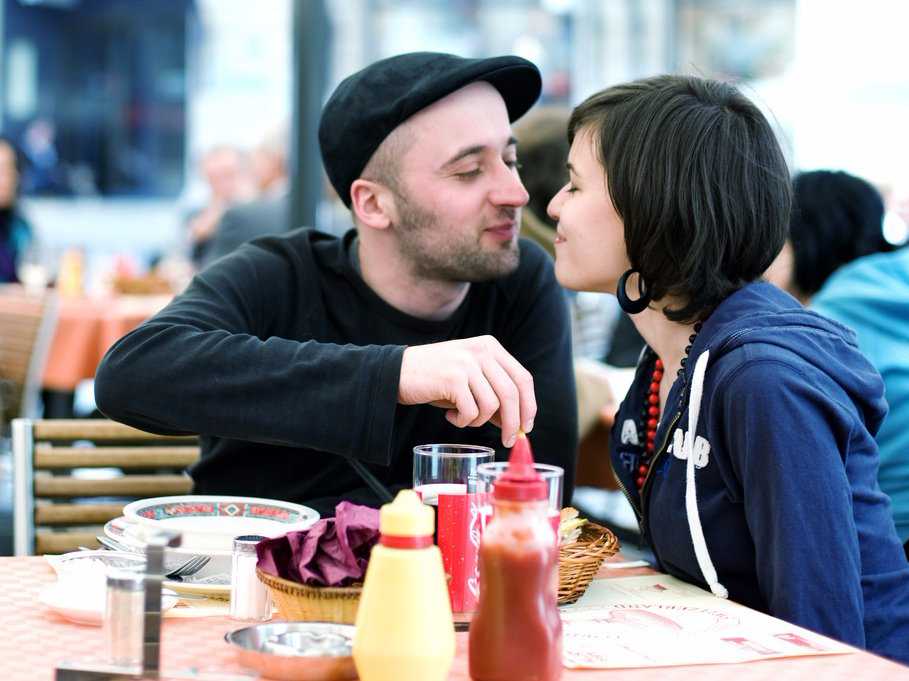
[0,135,35,283]
[249,124,289,200]
[206,125,290,265]
[812,242,909,557]
[765,169,908,555]
[184,145,252,267]
[19,118,69,196]
[513,107,567,259]
[764,170,895,303]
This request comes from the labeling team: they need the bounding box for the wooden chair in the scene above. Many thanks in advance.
[12,418,200,555]
[0,286,59,430]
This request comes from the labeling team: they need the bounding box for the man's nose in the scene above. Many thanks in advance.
[489,162,529,208]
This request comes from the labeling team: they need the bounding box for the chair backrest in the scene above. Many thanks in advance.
[0,286,59,429]
[12,418,200,555]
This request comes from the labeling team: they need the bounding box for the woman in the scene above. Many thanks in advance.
[0,135,34,282]
[547,75,909,662]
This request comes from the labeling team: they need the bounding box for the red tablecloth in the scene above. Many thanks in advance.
[1,555,906,681]
[42,294,171,391]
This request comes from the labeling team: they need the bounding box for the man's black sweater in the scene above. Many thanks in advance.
[95,229,578,516]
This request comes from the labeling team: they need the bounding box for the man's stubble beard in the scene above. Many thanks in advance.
[393,189,520,283]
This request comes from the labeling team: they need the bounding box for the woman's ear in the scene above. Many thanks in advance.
[350,179,395,230]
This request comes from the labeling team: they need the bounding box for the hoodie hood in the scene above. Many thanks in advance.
[683,282,886,435]
[673,282,886,598]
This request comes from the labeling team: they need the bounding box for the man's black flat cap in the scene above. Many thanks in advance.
[319,52,542,207]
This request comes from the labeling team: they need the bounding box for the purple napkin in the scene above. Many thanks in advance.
[256,501,380,587]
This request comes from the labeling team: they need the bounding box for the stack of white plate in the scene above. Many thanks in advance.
[102,495,320,597]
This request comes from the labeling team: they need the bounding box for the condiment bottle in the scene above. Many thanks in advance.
[57,247,84,298]
[353,489,455,681]
[469,433,562,681]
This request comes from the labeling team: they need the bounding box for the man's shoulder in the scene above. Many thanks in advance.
[215,227,347,278]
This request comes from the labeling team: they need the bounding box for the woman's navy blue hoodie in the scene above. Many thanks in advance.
[610,282,909,663]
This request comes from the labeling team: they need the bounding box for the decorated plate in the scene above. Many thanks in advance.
[122,496,319,552]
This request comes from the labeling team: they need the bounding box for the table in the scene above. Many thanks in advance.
[42,294,171,391]
[2,556,906,681]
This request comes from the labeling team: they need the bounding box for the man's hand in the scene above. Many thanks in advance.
[398,336,536,447]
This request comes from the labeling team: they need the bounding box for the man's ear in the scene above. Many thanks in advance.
[350,179,395,230]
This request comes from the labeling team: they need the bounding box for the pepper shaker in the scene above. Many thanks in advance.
[105,568,145,670]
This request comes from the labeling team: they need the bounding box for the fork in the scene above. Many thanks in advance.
[90,538,211,580]
[166,555,211,580]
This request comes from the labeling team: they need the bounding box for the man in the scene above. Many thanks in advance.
[184,145,251,266]
[95,52,578,516]
[207,125,291,265]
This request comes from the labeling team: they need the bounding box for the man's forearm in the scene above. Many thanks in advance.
[95,321,405,465]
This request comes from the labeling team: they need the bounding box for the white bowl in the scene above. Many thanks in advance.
[42,554,180,626]
[122,495,320,552]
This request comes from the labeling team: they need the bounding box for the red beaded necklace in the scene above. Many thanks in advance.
[634,322,702,490]
[635,358,663,489]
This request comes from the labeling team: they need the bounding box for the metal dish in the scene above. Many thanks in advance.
[225,622,357,681]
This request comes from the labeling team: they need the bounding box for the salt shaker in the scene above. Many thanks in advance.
[105,568,145,670]
[230,534,271,621]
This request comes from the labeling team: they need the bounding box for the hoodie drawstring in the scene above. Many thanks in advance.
[679,349,729,599]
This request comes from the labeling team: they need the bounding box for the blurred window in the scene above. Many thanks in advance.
[1,0,192,197]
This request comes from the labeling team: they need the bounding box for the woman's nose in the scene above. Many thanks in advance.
[547,186,566,221]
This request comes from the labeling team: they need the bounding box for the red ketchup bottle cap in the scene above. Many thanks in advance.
[493,433,547,502]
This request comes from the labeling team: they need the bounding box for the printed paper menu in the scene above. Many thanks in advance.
[560,574,853,669]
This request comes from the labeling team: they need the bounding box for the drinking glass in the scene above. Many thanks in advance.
[413,444,494,613]
[476,461,564,532]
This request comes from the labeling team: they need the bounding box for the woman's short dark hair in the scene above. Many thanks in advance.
[789,170,891,297]
[568,75,791,323]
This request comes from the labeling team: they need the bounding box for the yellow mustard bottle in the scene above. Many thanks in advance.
[353,489,455,681]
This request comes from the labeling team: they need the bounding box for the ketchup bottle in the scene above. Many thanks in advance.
[469,433,562,681]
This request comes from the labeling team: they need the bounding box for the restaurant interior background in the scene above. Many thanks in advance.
[0,0,907,555]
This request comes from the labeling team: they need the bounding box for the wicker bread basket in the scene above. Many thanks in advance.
[557,521,620,605]
[256,568,362,624]
[257,520,618,618]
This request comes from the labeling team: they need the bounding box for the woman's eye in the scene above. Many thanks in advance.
[455,168,482,180]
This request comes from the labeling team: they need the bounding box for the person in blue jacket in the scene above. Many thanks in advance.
[0,135,34,282]
[547,74,909,663]
[813,247,909,556]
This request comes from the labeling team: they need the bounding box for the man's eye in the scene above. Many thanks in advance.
[455,169,482,180]
[566,184,578,194]
[505,160,522,170]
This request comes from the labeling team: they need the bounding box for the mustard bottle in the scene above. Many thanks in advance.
[353,489,455,681]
